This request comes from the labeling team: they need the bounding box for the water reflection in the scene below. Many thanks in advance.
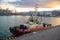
[49,18,60,26]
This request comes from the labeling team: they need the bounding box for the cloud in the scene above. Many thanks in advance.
[8,0,47,6]
[44,0,60,8]
[0,0,21,2]
[0,0,60,8]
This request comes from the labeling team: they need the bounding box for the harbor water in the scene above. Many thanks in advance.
[0,16,60,40]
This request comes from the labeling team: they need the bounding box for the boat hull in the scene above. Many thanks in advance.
[9,27,32,37]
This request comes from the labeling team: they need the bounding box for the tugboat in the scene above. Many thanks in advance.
[9,5,48,37]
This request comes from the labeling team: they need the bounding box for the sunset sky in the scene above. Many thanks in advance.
[0,0,60,12]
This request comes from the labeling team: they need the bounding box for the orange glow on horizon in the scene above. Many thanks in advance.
[45,2,60,8]
[0,5,60,12]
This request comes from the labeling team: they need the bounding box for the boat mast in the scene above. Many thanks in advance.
[35,4,42,24]
[35,4,38,16]
[33,4,38,24]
